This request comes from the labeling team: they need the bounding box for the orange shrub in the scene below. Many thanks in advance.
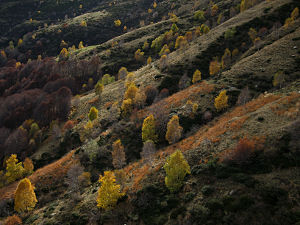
[4,215,22,225]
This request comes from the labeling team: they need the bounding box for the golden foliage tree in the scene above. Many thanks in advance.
[209,59,221,75]
[124,83,138,100]
[88,106,98,121]
[142,114,157,143]
[147,56,152,65]
[78,41,84,49]
[97,171,125,210]
[17,39,23,47]
[4,215,22,225]
[114,19,121,27]
[164,150,190,192]
[14,178,37,213]
[5,154,24,184]
[165,115,183,144]
[23,158,34,176]
[121,99,133,117]
[175,36,188,49]
[59,48,69,60]
[134,49,144,61]
[80,20,87,27]
[192,69,201,84]
[214,90,228,111]
[112,139,126,169]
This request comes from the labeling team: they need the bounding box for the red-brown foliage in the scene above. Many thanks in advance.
[63,120,75,131]
[4,214,22,225]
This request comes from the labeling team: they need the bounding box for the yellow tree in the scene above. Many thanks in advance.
[14,178,37,213]
[175,36,188,49]
[147,56,152,65]
[23,158,34,176]
[165,115,183,144]
[121,99,133,117]
[5,154,24,184]
[142,114,157,142]
[95,82,104,96]
[88,107,98,121]
[209,59,221,75]
[164,150,190,192]
[124,83,138,100]
[78,41,84,49]
[112,139,126,169]
[114,19,121,27]
[192,69,201,84]
[97,171,125,210]
[214,90,228,111]
[59,48,69,60]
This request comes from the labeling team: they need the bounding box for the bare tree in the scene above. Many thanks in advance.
[141,140,156,164]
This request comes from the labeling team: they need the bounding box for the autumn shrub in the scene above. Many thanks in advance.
[63,120,75,131]
[220,137,256,165]
[14,178,37,213]
[97,171,125,210]
[164,150,190,192]
[4,215,22,225]
[88,107,98,121]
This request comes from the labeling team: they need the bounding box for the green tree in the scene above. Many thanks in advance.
[14,178,37,213]
[88,107,98,121]
[97,171,125,210]
[164,150,190,192]
[142,114,157,142]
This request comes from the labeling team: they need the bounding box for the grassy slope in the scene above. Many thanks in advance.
[0,0,300,224]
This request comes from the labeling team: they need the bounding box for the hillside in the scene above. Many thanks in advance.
[0,0,299,224]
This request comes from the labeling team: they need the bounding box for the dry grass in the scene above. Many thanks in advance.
[0,151,75,200]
